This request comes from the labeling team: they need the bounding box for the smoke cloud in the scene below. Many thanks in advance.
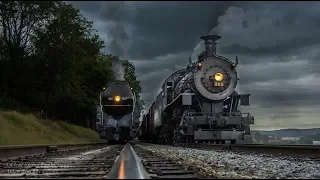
[101,2,136,58]
[112,57,125,81]
[108,23,130,57]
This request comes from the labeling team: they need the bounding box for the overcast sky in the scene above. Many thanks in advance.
[70,1,320,130]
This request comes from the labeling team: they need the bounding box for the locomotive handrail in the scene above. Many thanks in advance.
[184,112,252,117]
[107,143,150,179]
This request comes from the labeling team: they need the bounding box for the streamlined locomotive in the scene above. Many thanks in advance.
[98,81,138,144]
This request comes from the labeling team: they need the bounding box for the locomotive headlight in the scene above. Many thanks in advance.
[114,95,121,102]
[214,72,224,82]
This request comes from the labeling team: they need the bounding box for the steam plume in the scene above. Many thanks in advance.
[112,57,125,81]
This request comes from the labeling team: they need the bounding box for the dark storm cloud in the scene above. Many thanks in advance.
[71,1,135,57]
[133,51,191,105]
[236,58,318,85]
[69,1,103,14]
[241,82,320,107]
[219,36,320,60]
[127,1,239,59]
[71,1,240,59]
[138,69,170,106]
[100,2,132,22]
[134,52,190,77]
[257,90,320,107]
[209,2,320,60]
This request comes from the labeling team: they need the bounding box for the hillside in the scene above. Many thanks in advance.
[0,110,104,145]
[252,128,320,137]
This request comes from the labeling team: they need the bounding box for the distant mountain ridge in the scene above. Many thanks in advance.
[252,128,320,137]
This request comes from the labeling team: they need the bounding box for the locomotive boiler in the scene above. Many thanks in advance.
[139,34,254,144]
[98,80,137,143]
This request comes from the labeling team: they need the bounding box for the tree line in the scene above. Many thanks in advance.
[254,131,320,144]
[0,1,144,128]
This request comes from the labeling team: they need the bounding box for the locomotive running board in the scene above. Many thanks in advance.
[163,93,195,113]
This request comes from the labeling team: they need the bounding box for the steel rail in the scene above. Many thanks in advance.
[0,142,107,160]
[106,143,150,179]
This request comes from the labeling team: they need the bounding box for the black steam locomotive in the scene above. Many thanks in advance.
[138,33,254,144]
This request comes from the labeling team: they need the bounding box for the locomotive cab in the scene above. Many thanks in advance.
[101,81,134,120]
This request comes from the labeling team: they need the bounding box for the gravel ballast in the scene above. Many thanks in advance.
[136,143,320,179]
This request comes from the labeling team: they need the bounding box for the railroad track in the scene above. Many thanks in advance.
[1,142,318,179]
[0,142,203,179]
[133,144,202,179]
[170,143,320,158]
[0,144,123,179]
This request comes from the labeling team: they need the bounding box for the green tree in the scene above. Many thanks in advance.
[0,1,143,129]
[30,2,116,125]
[0,1,58,107]
[121,60,144,119]
[121,60,142,99]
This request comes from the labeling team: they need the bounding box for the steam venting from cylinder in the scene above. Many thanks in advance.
[112,57,125,81]
[200,34,221,56]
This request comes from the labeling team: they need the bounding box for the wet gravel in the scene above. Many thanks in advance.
[136,143,320,179]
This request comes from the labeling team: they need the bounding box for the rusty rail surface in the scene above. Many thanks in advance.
[0,142,107,160]
[172,143,320,158]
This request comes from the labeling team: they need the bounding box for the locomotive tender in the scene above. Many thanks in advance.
[139,34,254,144]
[98,80,138,144]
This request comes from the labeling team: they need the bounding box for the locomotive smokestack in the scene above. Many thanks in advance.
[200,34,221,56]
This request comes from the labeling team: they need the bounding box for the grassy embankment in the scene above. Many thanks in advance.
[0,110,103,145]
